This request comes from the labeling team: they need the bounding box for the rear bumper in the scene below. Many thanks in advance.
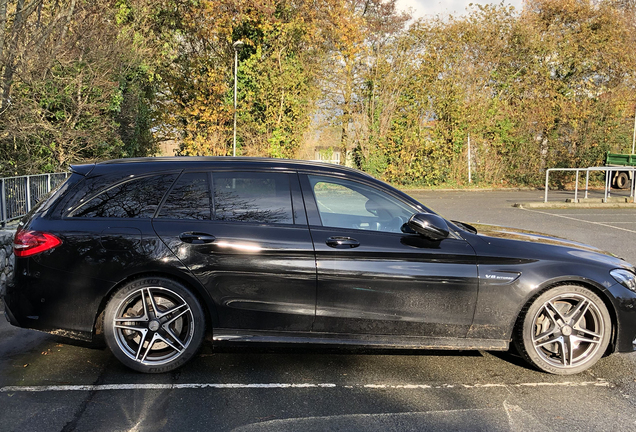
[3,259,98,342]
[4,299,20,326]
[3,290,36,328]
[3,291,93,341]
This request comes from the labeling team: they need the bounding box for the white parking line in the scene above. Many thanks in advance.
[554,213,636,216]
[0,380,610,393]
[522,208,636,234]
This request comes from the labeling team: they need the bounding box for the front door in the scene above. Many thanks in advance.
[300,174,479,338]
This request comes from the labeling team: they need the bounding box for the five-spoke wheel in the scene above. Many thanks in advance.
[515,285,611,375]
[104,277,205,373]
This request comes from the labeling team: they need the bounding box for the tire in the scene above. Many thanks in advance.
[514,285,611,375]
[104,277,205,373]
[615,172,629,189]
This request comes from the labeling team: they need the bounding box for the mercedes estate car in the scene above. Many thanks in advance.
[4,157,636,374]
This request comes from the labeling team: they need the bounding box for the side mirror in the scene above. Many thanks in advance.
[407,213,449,241]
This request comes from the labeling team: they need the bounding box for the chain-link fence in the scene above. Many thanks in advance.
[1,173,69,226]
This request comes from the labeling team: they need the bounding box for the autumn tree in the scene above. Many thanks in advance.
[520,0,636,173]
[381,0,636,186]
[235,1,323,158]
[1,0,635,189]
[147,0,324,158]
[316,0,410,164]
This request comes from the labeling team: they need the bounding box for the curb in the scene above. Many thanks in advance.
[402,187,539,192]
[514,202,636,209]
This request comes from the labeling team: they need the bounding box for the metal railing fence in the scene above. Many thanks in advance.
[1,172,69,226]
[544,167,636,203]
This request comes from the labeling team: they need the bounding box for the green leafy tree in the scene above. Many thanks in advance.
[0,0,157,176]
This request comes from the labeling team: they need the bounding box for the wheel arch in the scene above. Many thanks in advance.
[92,269,218,338]
[513,278,619,354]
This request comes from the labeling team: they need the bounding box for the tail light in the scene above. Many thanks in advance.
[14,230,62,257]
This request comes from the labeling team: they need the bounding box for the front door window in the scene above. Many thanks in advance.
[308,175,415,233]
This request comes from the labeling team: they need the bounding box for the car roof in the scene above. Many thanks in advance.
[72,157,374,179]
[67,157,433,215]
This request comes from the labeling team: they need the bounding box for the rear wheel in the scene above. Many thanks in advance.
[104,277,205,373]
[615,172,630,189]
[514,285,611,375]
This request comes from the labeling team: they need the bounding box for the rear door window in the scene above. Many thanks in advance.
[213,172,294,225]
[157,172,212,220]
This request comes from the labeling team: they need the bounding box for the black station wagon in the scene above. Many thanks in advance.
[4,157,636,374]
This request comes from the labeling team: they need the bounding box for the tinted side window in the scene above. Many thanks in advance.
[71,174,178,218]
[214,172,293,224]
[158,172,211,220]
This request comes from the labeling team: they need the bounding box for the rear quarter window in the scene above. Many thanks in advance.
[26,173,75,217]
[69,174,178,218]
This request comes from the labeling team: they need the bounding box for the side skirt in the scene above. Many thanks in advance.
[212,329,509,351]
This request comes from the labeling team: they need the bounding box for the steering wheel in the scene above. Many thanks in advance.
[379,216,407,233]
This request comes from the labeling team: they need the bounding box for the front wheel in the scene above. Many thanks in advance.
[514,285,611,375]
[104,277,205,373]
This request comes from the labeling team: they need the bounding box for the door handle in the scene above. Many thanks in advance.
[326,236,360,249]
[179,232,216,244]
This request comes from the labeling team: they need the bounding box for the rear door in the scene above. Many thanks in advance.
[300,173,479,338]
[152,170,317,332]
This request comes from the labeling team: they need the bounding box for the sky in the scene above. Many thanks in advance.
[395,0,524,20]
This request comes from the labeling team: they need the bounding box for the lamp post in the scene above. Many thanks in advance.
[632,102,635,155]
[232,40,244,157]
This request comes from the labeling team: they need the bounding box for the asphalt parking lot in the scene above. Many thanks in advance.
[1,189,636,432]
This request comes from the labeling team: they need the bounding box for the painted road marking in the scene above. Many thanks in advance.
[522,208,636,234]
[554,213,636,216]
[0,380,610,393]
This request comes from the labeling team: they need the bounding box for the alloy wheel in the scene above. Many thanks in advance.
[111,287,195,366]
[530,293,605,369]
